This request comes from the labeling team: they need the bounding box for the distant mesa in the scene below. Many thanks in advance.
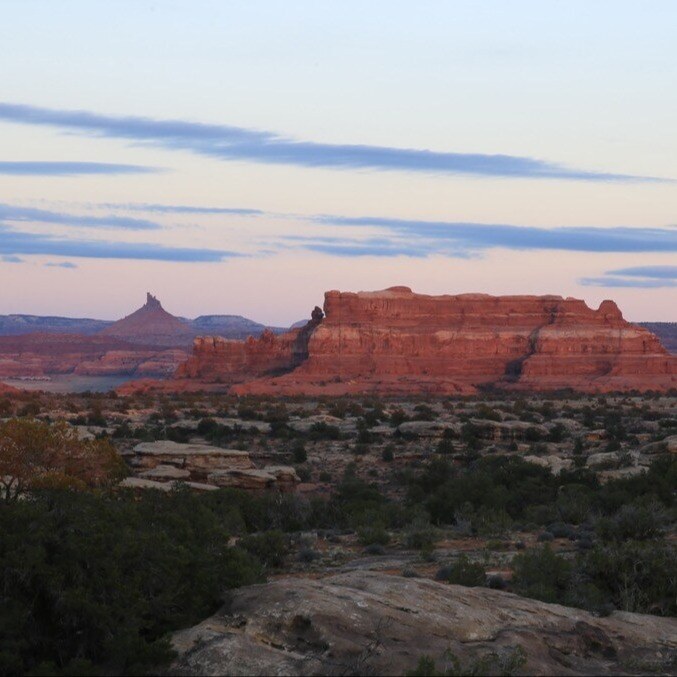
[0,293,292,381]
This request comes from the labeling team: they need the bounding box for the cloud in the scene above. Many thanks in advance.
[45,261,77,269]
[580,276,677,288]
[283,234,474,258]
[315,216,677,253]
[0,225,238,262]
[580,264,677,288]
[1,254,23,263]
[0,203,161,230]
[0,102,666,182]
[0,161,161,176]
[99,202,264,215]
[605,265,677,280]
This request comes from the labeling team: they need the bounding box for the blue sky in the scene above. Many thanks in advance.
[0,0,675,322]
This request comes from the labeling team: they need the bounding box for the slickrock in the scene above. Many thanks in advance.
[131,441,254,475]
[172,287,675,396]
[169,570,677,676]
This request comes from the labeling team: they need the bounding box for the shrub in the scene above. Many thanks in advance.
[435,555,485,587]
[238,530,289,568]
[511,546,572,604]
[291,441,307,464]
[358,523,391,546]
[0,490,262,675]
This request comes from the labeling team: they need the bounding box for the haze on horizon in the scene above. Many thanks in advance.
[1,0,676,324]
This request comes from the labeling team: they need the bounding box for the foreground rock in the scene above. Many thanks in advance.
[127,441,299,492]
[170,571,677,676]
[170,287,676,396]
[132,441,254,475]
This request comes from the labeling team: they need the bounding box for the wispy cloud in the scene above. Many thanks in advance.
[580,264,677,288]
[315,216,677,253]
[282,234,474,258]
[0,203,161,230]
[1,254,23,263]
[0,225,238,262]
[45,261,77,269]
[580,277,676,288]
[605,265,677,280]
[0,102,666,182]
[100,202,264,215]
[0,161,161,176]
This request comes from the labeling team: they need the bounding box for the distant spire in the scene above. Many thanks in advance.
[145,293,162,310]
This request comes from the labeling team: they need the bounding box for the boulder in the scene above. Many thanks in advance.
[170,571,677,676]
[523,455,573,475]
[397,421,459,437]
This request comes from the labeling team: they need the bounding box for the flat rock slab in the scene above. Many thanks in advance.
[207,466,299,492]
[170,571,677,676]
[132,441,254,471]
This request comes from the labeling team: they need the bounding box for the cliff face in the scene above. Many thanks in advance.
[175,308,325,384]
[226,287,675,395]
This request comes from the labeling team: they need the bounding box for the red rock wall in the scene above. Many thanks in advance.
[232,287,675,395]
[175,329,301,382]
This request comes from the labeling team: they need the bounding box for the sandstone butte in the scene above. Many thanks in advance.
[100,293,194,346]
[154,287,677,396]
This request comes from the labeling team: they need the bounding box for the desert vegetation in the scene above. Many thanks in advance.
[0,388,675,674]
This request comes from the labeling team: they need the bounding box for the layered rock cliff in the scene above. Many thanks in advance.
[175,307,324,384]
[177,287,674,395]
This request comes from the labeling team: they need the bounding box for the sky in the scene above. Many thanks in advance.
[0,0,675,324]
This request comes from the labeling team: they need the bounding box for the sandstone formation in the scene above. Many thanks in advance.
[127,441,299,492]
[100,293,194,346]
[174,287,675,395]
[170,571,677,676]
[175,307,324,384]
[207,466,300,492]
[131,441,254,475]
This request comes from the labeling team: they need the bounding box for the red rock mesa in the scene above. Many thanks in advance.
[171,287,675,396]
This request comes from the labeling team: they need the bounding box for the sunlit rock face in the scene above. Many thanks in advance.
[176,287,676,395]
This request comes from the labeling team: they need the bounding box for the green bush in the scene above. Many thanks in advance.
[511,546,572,604]
[238,530,289,568]
[435,555,485,587]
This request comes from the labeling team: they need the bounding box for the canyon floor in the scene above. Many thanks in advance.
[3,386,675,675]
